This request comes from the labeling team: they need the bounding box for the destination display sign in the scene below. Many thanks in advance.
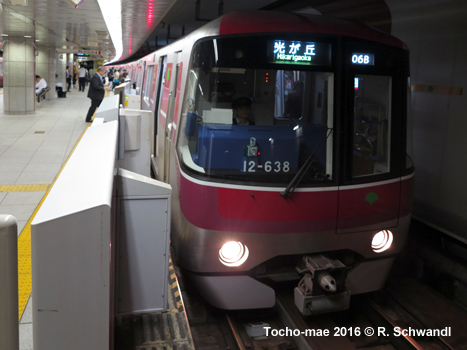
[268,39,331,66]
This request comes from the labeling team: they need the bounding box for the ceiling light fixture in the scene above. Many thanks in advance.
[97,0,122,64]
[65,0,85,9]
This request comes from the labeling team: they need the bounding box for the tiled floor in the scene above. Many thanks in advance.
[0,86,92,349]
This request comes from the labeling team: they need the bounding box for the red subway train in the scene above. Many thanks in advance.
[111,11,414,315]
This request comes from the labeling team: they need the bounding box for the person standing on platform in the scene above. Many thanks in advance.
[78,65,87,92]
[85,66,110,123]
[66,66,72,92]
[112,69,120,90]
[108,68,114,87]
[73,68,77,88]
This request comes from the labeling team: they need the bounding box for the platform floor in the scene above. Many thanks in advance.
[0,86,193,349]
[0,85,91,349]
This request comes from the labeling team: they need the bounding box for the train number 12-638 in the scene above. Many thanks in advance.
[243,160,290,173]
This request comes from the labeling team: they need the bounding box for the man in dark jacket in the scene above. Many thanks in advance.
[85,66,109,123]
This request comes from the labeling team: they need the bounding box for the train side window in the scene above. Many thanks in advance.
[177,68,205,173]
[136,65,144,93]
[143,65,154,101]
[353,75,392,177]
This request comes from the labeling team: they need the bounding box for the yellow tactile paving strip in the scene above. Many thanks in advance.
[17,207,39,319]
[15,123,91,320]
[0,184,50,192]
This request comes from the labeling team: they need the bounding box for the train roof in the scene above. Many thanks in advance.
[112,10,406,66]
[218,11,406,50]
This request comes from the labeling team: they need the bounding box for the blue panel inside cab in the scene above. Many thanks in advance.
[300,125,327,168]
[195,124,300,170]
[185,112,198,136]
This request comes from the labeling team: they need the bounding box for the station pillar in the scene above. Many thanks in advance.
[67,53,74,90]
[36,46,56,101]
[2,36,35,114]
[55,51,67,89]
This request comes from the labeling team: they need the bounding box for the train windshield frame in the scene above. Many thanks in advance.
[177,34,409,186]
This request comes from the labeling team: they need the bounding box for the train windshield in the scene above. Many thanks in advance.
[177,37,334,185]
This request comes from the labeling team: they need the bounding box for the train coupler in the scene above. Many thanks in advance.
[294,254,350,315]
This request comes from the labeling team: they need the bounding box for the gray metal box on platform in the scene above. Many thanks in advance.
[115,168,171,315]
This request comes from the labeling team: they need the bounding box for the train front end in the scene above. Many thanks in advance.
[172,12,413,314]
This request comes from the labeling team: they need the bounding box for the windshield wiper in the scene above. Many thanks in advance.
[281,128,333,198]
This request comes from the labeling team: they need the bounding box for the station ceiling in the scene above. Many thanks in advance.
[0,0,392,63]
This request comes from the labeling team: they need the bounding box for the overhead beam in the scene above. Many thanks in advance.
[195,0,224,22]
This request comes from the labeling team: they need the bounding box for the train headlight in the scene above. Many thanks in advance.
[372,230,393,253]
[219,241,249,267]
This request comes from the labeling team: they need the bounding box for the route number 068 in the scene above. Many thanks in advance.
[243,160,290,173]
[352,54,371,65]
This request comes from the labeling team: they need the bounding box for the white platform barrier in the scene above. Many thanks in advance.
[0,214,19,350]
[31,110,171,349]
[125,94,141,109]
[31,121,119,350]
[93,95,153,177]
[94,94,120,122]
[118,108,154,177]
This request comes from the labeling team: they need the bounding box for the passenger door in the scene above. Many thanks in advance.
[337,73,400,233]
[150,56,167,180]
[163,52,182,183]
